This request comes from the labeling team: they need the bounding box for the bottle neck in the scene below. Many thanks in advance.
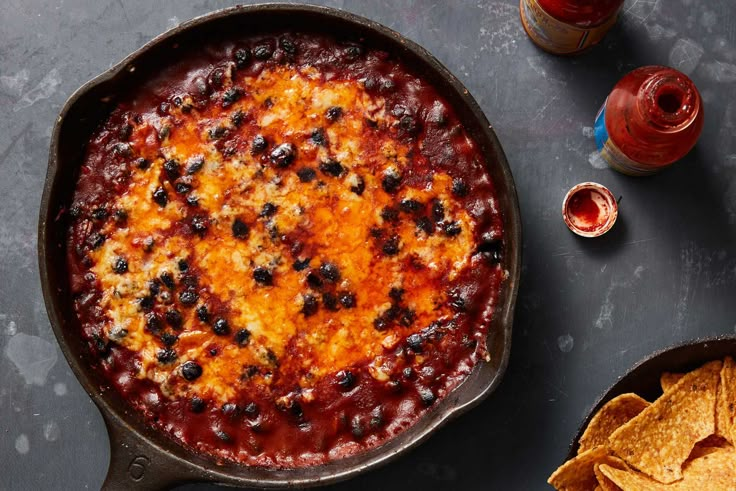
[636,73,700,130]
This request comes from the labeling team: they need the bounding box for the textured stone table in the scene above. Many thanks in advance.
[2,0,735,489]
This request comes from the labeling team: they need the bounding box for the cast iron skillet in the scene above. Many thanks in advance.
[38,4,521,489]
[566,335,736,459]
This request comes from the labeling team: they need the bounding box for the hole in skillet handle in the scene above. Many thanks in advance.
[565,335,736,460]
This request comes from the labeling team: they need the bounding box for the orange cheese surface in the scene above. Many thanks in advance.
[67,32,505,467]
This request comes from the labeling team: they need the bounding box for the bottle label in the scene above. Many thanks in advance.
[520,0,619,55]
[594,100,656,176]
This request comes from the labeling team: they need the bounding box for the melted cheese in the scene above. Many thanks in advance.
[90,66,476,403]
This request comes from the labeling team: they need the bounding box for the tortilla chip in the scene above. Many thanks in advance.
[690,434,731,461]
[599,447,736,490]
[548,446,617,491]
[593,458,627,491]
[608,360,721,484]
[660,372,684,392]
[578,394,649,454]
[718,356,736,444]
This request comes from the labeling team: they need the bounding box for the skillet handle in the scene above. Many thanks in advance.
[101,412,200,491]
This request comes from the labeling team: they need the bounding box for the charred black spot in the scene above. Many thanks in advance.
[213,318,230,336]
[478,235,503,264]
[345,44,364,61]
[306,271,323,289]
[145,312,162,334]
[230,110,245,127]
[190,397,206,413]
[186,195,199,207]
[382,236,400,256]
[92,207,108,221]
[431,199,445,222]
[222,87,243,108]
[177,259,189,272]
[389,287,404,303]
[270,143,296,168]
[319,262,340,282]
[244,402,259,418]
[279,36,297,54]
[196,305,209,323]
[191,215,209,236]
[214,429,232,443]
[400,308,416,327]
[250,134,268,155]
[152,187,168,207]
[253,44,273,60]
[165,309,183,329]
[322,292,339,311]
[373,316,389,331]
[451,178,469,197]
[179,289,198,306]
[260,202,277,217]
[415,216,435,235]
[418,387,436,406]
[325,106,343,122]
[157,348,177,364]
[381,169,402,194]
[113,209,128,224]
[398,115,420,136]
[380,206,400,223]
[208,126,228,140]
[163,159,181,180]
[399,199,423,214]
[319,159,345,177]
[338,291,356,309]
[301,294,318,316]
[336,370,355,390]
[175,182,192,194]
[253,267,273,286]
[231,218,249,239]
[161,332,178,347]
[186,157,204,174]
[235,328,251,346]
[87,232,105,250]
[138,295,154,312]
[310,128,327,146]
[292,257,311,271]
[112,257,128,274]
[160,272,175,289]
[444,221,462,237]
[296,167,316,183]
[181,361,202,381]
[234,48,251,69]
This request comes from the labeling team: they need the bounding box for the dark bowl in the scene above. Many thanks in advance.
[38,4,521,490]
[566,335,736,459]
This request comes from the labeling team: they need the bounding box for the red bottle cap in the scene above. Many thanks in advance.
[562,182,618,237]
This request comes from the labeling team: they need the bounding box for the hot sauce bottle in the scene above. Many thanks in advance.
[519,0,624,55]
[594,66,704,176]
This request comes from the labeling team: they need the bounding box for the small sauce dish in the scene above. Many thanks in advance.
[562,182,618,237]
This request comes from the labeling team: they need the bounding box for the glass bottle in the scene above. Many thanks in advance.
[594,66,704,176]
[519,0,624,55]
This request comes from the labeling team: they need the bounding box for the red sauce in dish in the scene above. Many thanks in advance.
[65,31,505,467]
[567,189,603,231]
